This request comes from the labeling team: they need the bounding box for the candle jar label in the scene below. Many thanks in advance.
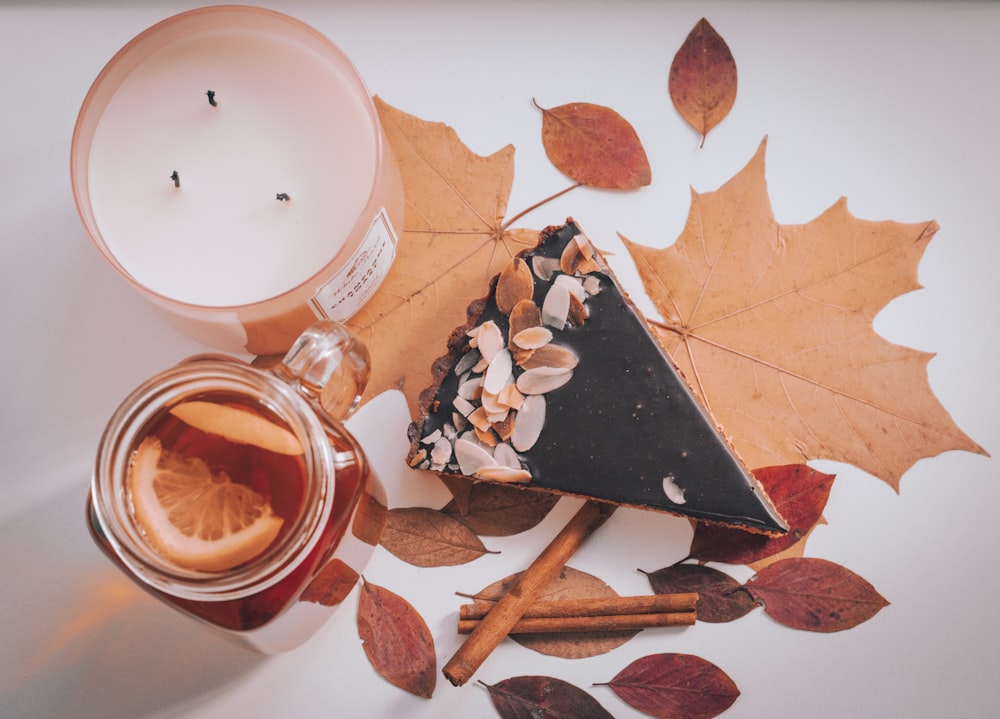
[310,209,397,321]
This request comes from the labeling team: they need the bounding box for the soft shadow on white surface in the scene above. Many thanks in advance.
[0,484,264,719]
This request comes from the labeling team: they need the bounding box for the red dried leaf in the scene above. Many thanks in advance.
[483,675,614,719]
[669,18,737,147]
[745,557,890,632]
[600,653,740,719]
[535,100,651,189]
[442,482,560,536]
[379,506,499,567]
[356,579,436,698]
[642,563,756,623]
[689,465,835,565]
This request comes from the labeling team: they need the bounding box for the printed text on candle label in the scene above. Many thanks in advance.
[311,209,397,321]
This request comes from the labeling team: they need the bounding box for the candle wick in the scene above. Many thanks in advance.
[170,171,181,188]
[206,90,217,107]
[276,193,290,202]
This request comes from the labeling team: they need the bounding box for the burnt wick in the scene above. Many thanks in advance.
[170,170,180,188]
[276,193,290,202]
[206,90,217,107]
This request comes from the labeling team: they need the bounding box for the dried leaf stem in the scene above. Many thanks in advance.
[500,182,583,232]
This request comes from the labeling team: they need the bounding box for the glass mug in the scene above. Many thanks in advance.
[87,321,386,653]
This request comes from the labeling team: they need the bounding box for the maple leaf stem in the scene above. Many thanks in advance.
[501,182,583,232]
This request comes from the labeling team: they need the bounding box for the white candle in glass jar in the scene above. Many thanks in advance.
[72,6,403,353]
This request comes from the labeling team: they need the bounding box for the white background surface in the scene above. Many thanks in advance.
[2,2,998,718]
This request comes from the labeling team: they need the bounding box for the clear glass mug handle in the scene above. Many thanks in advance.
[272,320,371,422]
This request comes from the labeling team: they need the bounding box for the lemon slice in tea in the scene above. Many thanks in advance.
[169,400,304,456]
[128,436,285,572]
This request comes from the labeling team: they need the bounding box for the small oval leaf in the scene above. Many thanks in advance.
[442,482,559,536]
[601,652,740,719]
[745,557,890,632]
[643,563,757,623]
[669,17,737,147]
[689,465,835,565]
[380,507,497,567]
[535,100,651,189]
[484,675,614,719]
[357,579,436,698]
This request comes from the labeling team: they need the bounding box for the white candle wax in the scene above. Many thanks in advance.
[87,20,375,307]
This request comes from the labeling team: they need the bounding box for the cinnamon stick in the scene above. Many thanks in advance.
[441,500,615,686]
[458,611,696,634]
[458,592,699,621]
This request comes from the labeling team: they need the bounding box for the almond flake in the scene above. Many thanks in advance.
[474,466,532,483]
[574,233,595,260]
[492,442,521,470]
[483,348,513,395]
[512,326,553,350]
[468,405,492,432]
[532,255,560,282]
[457,376,484,401]
[474,425,498,447]
[481,388,509,415]
[511,394,546,451]
[554,274,586,302]
[430,436,453,469]
[508,299,541,341]
[476,320,505,362]
[496,257,535,314]
[454,437,496,475]
[454,349,481,376]
[520,343,579,370]
[560,235,583,274]
[498,383,525,410]
[492,414,516,441]
[421,428,442,445]
[541,282,571,329]
[662,474,687,504]
[516,366,573,395]
[407,448,427,467]
[567,293,588,327]
[583,276,602,295]
[453,395,476,417]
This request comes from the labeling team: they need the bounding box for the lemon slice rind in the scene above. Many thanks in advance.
[129,436,285,572]
[169,400,304,456]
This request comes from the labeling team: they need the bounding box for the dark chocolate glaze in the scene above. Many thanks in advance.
[412,221,786,534]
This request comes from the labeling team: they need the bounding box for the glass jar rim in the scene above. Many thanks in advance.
[91,358,335,601]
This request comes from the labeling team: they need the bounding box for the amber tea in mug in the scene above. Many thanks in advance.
[88,321,386,653]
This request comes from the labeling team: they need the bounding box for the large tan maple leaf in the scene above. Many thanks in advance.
[621,138,986,490]
[347,98,537,419]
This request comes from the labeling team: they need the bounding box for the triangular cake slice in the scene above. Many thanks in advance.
[407,220,786,534]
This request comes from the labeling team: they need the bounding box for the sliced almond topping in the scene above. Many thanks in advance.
[483,348,513,395]
[407,448,427,468]
[662,474,687,504]
[567,293,588,327]
[474,425,498,447]
[510,394,546,452]
[516,366,574,395]
[541,282,570,329]
[492,414,516,441]
[468,405,492,432]
[492,442,521,470]
[420,428,442,445]
[508,299,541,339]
[583,275,602,295]
[476,320,505,362]
[497,383,525,410]
[512,347,536,367]
[430,436,453,469]
[512,325,553,350]
[531,255,560,282]
[577,256,603,275]
[454,437,496,475]
[496,257,535,314]
[554,274,586,302]
[520,343,579,370]
[560,235,583,274]
[457,377,484,401]
[475,465,532,483]
[574,233,595,260]
[454,349,481,376]
[481,388,508,415]
[453,395,476,417]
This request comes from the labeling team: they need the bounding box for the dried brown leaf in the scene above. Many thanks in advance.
[689,465,834,565]
[348,99,537,419]
[669,18,737,146]
[357,579,436,698]
[441,482,559,537]
[599,652,740,719]
[535,100,651,189]
[483,675,614,719]
[745,557,890,632]
[470,566,637,658]
[642,563,756,624]
[623,138,987,489]
[380,507,498,567]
